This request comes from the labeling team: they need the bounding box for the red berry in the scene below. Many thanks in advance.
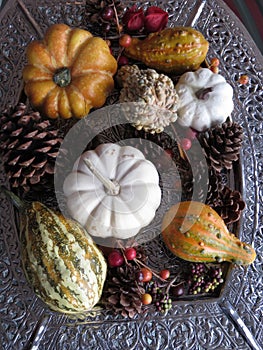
[180,138,192,151]
[141,293,152,305]
[239,75,249,85]
[118,55,129,66]
[210,57,220,67]
[124,247,137,260]
[119,34,132,48]
[101,7,114,21]
[159,269,170,280]
[140,267,153,282]
[108,250,124,267]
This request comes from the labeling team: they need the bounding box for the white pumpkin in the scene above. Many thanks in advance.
[63,143,162,239]
[175,68,234,131]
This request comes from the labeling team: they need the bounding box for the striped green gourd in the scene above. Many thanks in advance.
[161,201,256,265]
[1,187,107,314]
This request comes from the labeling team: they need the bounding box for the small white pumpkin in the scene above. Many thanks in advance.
[175,68,234,131]
[63,143,161,239]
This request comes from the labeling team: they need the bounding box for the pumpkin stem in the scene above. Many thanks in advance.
[195,87,213,100]
[83,158,120,196]
[53,67,71,88]
[0,186,25,211]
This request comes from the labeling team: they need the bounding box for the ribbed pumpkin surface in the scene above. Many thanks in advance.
[161,201,256,265]
[20,202,107,313]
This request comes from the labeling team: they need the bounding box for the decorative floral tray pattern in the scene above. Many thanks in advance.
[0,0,262,349]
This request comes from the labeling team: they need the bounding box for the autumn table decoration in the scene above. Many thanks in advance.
[0,0,256,322]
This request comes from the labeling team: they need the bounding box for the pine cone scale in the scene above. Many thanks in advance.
[17,141,33,150]
[25,130,39,138]
[19,157,36,167]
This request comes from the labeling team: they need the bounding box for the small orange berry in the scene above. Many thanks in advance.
[239,75,249,85]
[210,66,219,74]
[141,293,152,305]
[160,269,170,280]
[140,267,153,282]
[119,34,132,48]
[210,57,220,67]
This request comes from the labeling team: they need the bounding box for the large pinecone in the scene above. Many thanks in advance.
[102,264,145,318]
[85,0,124,36]
[211,186,245,225]
[198,118,243,173]
[0,103,62,192]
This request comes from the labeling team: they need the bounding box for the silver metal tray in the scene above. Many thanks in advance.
[0,1,262,349]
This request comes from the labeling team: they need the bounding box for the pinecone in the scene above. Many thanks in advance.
[102,264,145,318]
[198,118,243,173]
[205,168,224,206]
[211,186,245,225]
[0,103,62,192]
[85,0,124,36]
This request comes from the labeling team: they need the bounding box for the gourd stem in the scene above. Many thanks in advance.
[83,158,120,196]
[0,186,24,211]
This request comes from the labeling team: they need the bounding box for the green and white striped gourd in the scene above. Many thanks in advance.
[2,187,107,314]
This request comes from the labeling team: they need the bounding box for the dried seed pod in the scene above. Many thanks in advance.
[117,65,178,133]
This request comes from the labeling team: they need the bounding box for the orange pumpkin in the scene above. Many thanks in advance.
[22,24,117,119]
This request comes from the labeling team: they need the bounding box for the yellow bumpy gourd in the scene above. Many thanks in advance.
[125,26,209,74]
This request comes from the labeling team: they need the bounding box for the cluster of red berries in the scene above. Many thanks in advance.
[107,247,174,307]
[100,3,168,67]
[107,246,136,267]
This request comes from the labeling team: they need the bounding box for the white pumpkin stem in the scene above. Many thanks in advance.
[83,158,120,196]
[195,87,213,100]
